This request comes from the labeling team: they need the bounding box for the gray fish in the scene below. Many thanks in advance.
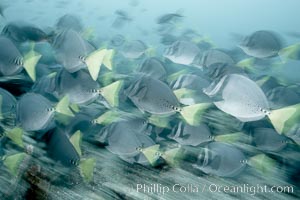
[48,129,80,167]
[125,75,180,114]
[0,88,17,124]
[160,34,178,45]
[199,49,235,68]
[55,69,99,105]
[109,34,125,47]
[2,22,48,44]
[138,57,167,80]
[56,14,83,32]
[169,122,212,146]
[115,10,132,21]
[266,85,300,109]
[121,40,147,59]
[170,74,211,105]
[17,93,55,131]
[163,40,201,66]
[0,36,23,76]
[204,74,270,122]
[251,128,288,152]
[239,30,283,58]
[52,29,95,73]
[157,13,183,24]
[101,118,154,164]
[195,142,247,177]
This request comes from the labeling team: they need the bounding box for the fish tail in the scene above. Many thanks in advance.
[268,103,300,134]
[23,50,42,82]
[180,103,211,126]
[55,95,74,117]
[100,80,123,107]
[79,158,96,182]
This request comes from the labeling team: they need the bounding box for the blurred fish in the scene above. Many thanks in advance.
[2,22,48,44]
[199,49,235,68]
[0,4,7,18]
[47,128,80,167]
[0,88,17,125]
[100,118,155,164]
[125,75,180,115]
[163,40,202,67]
[137,57,167,80]
[109,34,125,47]
[204,74,270,122]
[160,34,178,45]
[168,122,212,146]
[157,13,183,24]
[170,74,211,105]
[112,10,132,29]
[56,14,83,32]
[52,29,114,80]
[17,93,73,131]
[194,142,247,177]
[129,0,139,7]
[266,85,300,109]
[239,30,283,58]
[0,36,41,81]
[121,40,148,59]
[251,128,288,152]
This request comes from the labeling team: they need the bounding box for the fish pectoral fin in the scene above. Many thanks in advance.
[3,153,26,176]
[70,130,82,157]
[6,127,24,148]
[180,103,211,126]
[100,80,123,107]
[79,158,96,182]
[55,95,74,117]
[86,49,107,81]
[23,51,42,82]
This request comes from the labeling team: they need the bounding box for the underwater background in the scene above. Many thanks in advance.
[0,0,299,199]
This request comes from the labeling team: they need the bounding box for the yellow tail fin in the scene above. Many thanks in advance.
[141,144,161,166]
[3,153,26,176]
[6,127,24,147]
[103,49,114,70]
[70,130,82,157]
[100,80,123,107]
[248,154,276,175]
[79,158,96,182]
[180,103,211,126]
[23,51,42,82]
[86,49,107,81]
[268,103,300,134]
[55,95,74,117]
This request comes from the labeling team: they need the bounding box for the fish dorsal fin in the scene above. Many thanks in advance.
[180,103,211,126]
[55,95,74,117]
[79,158,96,182]
[70,130,82,157]
[3,153,26,176]
[100,80,123,107]
[6,127,24,147]
[102,49,114,70]
[86,49,107,81]
[268,103,300,134]
[23,50,42,82]
[141,144,161,166]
